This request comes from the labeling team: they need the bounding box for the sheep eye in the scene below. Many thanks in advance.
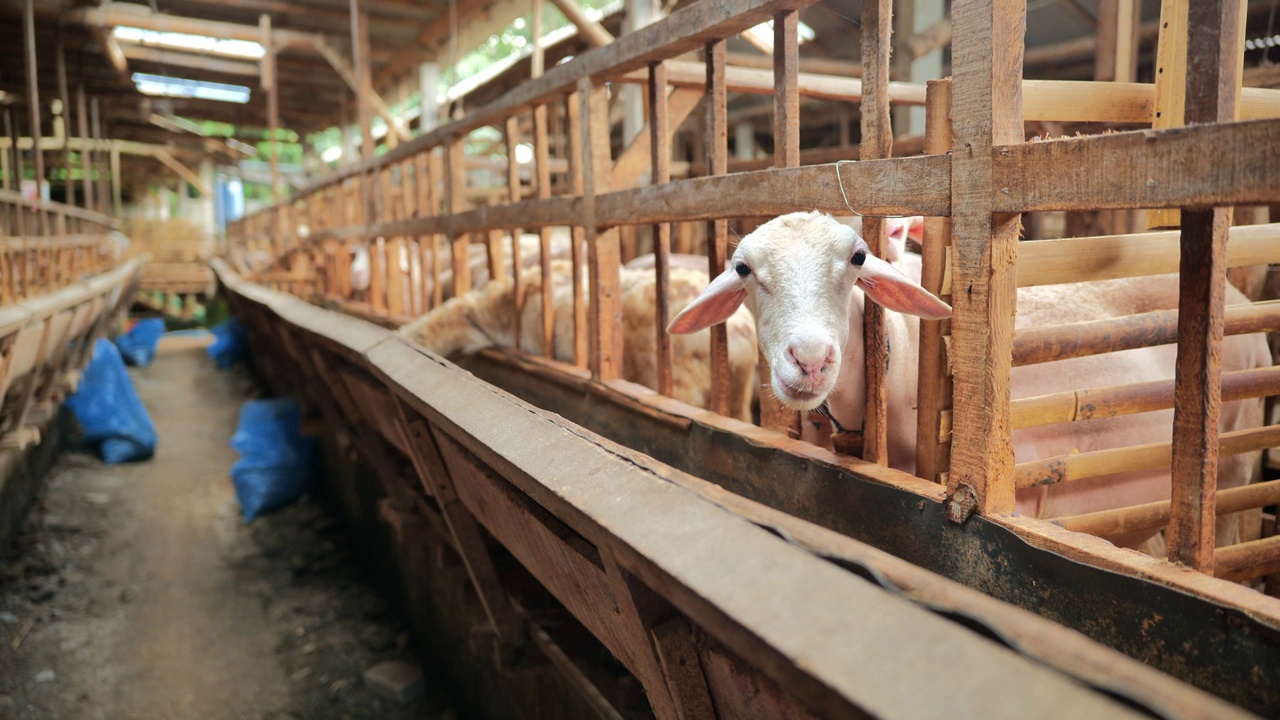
[734,262,751,277]
[851,249,867,266]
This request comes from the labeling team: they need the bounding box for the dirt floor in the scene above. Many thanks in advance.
[0,338,460,720]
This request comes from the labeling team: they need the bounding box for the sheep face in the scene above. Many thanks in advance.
[668,211,950,412]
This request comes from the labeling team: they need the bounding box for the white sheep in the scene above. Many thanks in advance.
[399,259,758,422]
[668,210,1271,550]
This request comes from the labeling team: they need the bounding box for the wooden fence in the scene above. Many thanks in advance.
[1,190,120,305]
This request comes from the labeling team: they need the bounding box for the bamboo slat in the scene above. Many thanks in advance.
[1055,479,1280,539]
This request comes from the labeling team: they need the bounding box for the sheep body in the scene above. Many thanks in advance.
[399,259,758,422]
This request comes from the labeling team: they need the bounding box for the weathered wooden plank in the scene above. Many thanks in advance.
[705,40,732,419]
[533,102,556,359]
[1146,0,1188,229]
[367,338,1156,720]
[1166,0,1244,573]
[859,0,891,467]
[945,0,1024,516]
[579,79,622,381]
[994,118,1280,213]
[650,62,675,399]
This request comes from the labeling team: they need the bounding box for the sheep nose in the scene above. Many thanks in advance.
[788,343,834,379]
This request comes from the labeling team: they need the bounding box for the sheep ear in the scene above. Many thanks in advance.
[667,268,748,334]
[857,254,952,320]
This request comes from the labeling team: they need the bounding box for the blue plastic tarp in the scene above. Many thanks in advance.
[230,397,315,522]
[113,317,166,367]
[65,339,158,464]
[207,318,250,369]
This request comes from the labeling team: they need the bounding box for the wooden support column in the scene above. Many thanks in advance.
[650,62,674,399]
[110,147,122,218]
[760,23,798,432]
[77,83,93,211]
[446,137,471,296]
[91,98,107,217]
[548,0,614,48]
[579,77,622,381]
[23,0,47,234]
[860,0,892,466]
[1166,0,1245,573]
[350,0,375,160]
[533,104,555,358]
[1146,0,1188,230]
[261,15,281,203]
[916,79,954,484]
[705,40,731,417]
[56,32,74,209]
[504,115,524,341]
[945,0,1024,518]
[566,92,589,368]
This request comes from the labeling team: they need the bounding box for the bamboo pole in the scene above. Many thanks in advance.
[1215,535,1280,583]
[1015,424,1280,490]
[1056,479,1280,539]
[1010,365,1280,430]
[1012,300,1280,367]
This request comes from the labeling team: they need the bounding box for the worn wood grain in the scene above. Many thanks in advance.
[650,62,675,399]
[580,79,622,381]
[705,40,732,419]
[945,0,1024,515]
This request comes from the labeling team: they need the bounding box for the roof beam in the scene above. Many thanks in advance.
[314,37,409,143]
[65,3,321,52]
[120,43,260,77]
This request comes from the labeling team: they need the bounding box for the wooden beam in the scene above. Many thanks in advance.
[351,0,376,159]
[110,146,122,216]
[153,148,209,196]
[707,40,732,419]
[548,0,615,48]
[68,4,320,51]
[580,77,621,381]
[1146,0,1189,230]
[649,61,673,399]
[55,31,74,210]
[610,87,703,189]
[618,61,928,105]
[860,0,891,466]
[1166,0,1244,573]
[945,0,1024,517]
[76,82,92,212]
[23,0,45,234]
[261,15,281,203]
[119,44,258,77]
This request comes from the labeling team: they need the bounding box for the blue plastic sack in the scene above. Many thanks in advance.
[65,339,158,464]
[230,398,315,521]
[113,318,166,367]
[207,318,250,369]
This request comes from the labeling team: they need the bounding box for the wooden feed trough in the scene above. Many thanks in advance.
[224,0,1280,716]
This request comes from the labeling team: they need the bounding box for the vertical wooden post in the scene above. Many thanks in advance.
[110,147,122,218]
[350,0,374,160]
[703,39,732,418]
[649,62,674,398]
[579,77,621,381]
[860,0,892,466]
[24,0,47,234]
[533,104,555,358]
[1166,0,1244,573]
[566,92,589,368]
[1146,0,1188,230]
[446,137,470,296]
[916,79,954,484]
[56,32,74,209]
[945,0,1024,518]
[77,82,93,212]
[261,14,281,203]
[91,98,108,217]
[505,115,524,341]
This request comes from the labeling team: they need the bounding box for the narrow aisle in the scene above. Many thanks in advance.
[1,338,449,720]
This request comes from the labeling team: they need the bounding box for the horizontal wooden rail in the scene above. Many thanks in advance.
[1014,424,1280,490]
[1012,300,1280,367]
[1216,536,1280,583]
[1055,479,1280,538]
[0,189,117,229]
[995,117,1280,212]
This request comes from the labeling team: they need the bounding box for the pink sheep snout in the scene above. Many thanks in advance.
[787,343,835,381]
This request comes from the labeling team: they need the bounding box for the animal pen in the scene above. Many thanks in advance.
[227,0,1280,717]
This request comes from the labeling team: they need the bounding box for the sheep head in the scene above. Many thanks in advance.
[667,211,950,411]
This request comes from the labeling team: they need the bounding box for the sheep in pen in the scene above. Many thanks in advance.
[394,204,1274,558]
